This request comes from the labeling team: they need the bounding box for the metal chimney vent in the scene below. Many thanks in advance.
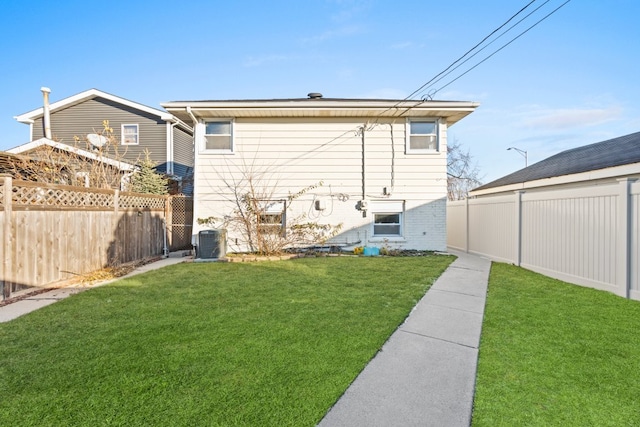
[307,92,323,99]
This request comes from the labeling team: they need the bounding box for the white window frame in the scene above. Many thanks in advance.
[369,200,404,240]
[202,119,234,153]
[121,124,139,145]
[258,200,286,236]
[406,119,439,154]
[373,212,403,237]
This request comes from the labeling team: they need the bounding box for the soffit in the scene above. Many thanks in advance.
[162,100,479,126]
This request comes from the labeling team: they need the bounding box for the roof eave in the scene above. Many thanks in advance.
[470,162,640,197]
[14,88,177,123]
[162,100,479,125]
[7,138,137,172]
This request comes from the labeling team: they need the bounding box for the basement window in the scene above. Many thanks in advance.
[373,213,402,236]
[203,120,233,152]
[371,200,404,237]
[407,119,438,153]
[258,200,286,236]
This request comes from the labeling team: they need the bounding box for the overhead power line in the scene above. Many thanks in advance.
[292,0,573,164]
[404,0,539,102]
[427,0,572,98]
[378,0,572,121]
[417,0,553,99]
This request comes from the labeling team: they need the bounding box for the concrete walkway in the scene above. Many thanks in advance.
[319,250,491,427]
[0,254,189,323]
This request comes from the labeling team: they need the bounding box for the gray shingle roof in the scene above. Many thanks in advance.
[474,131,640,191]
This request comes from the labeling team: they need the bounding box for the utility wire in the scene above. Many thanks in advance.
[287,0,572,165]
[430,0,572,97]
[405,0,539,102]
[417,0,553,99]
[373,0,540,121]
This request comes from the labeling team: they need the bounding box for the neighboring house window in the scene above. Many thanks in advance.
[204,120,233,152]
[122,124,139,145]
[258,200,286,236]
[407,119,438,153]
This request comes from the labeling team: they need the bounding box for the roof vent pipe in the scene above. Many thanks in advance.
[307,92,323,99]
[41,87,52,139]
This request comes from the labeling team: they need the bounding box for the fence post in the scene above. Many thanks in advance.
[1,174,13,300]
[514,191,524,267]
[617,178,633,298]
[165,195,172,252]
[464,197,470,253]
[113,189,120,265]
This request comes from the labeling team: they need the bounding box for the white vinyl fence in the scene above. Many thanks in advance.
[447,178,639,300]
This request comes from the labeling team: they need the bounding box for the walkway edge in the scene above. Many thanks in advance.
[0,255,189,323]
[319,250,491,427]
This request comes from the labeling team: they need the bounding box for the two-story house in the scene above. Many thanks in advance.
[13,88,194,193]
[162,93,478,253]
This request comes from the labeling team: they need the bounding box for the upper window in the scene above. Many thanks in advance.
[373,213,402,236]
[121,124,139,145]
[407,119,438,153]
[204,120,233,152]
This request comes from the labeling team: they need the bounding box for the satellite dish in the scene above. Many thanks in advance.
[87,133,108,148]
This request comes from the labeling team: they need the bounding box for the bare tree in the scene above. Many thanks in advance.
[4,120,136,189]
[197,161,342,256]
[447,139,483,200]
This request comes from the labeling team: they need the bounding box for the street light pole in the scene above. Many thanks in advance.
[507,147,528,167]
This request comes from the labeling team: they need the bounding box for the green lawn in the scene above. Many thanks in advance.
[473,263,640,426]
[0,255,453,427]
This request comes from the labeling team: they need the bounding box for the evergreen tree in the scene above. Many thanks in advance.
[129,150,168,195]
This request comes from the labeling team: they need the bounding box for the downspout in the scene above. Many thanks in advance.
[166,121,173,176]
[169,121,181,176]
[41,87,52,139]
[358,123,367,217]
[186,106,199,248]
[361,125,366,202]
[388,120,396,196]
[186,106,198,127]
[162,217,169,257]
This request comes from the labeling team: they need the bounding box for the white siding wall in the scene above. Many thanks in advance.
[631,184,640,295]
[447,179,640,300]
[193,118,448,251]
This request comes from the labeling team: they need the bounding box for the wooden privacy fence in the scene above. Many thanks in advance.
[1,175,193,300]
[447,178,640,300]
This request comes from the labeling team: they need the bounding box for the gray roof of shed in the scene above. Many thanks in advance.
[474,131,640,191]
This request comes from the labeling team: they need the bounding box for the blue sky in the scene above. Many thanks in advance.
[1,0,638,183]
